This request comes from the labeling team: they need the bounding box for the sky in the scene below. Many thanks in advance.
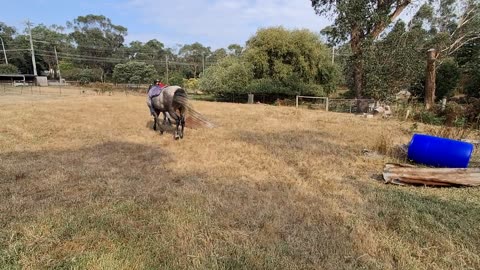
[1,0,334,49]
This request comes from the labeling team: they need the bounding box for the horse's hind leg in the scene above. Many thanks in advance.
[162,112,169,126]
[169,109,181,140]
[154,116,165,135]
[162,112,172,126]
[180,114,185,139]
[159,113,165,135]
[159,117,164,134]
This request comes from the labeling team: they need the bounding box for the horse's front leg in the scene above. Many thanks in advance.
[153,116,157,131]
[152,111,164,135]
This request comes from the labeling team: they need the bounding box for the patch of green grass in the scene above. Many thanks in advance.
[364,186,480,269]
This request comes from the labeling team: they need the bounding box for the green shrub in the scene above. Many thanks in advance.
[78,69,102,84]
[62,68,103,83]
[465,71,480,98]
[441,102,466,127]
[0,64,19,74]
[464,98,480,128]
[436,58,460,99]
[414,107,445,125]
[246,78,287,94]
[112,62,156,84]
[168,71,185,87]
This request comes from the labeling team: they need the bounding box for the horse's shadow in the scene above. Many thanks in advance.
[145,120,176,133]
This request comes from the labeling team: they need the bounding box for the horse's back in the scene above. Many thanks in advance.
[162,86,182,95]
[151,86,183,111]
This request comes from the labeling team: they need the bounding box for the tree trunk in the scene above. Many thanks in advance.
[353,56,363,99]
[351,26,364,112]
[425,49,437,110]
[351,26,363,99]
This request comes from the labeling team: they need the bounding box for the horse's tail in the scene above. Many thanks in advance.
[173,89,215,129]
[172,88,189,114]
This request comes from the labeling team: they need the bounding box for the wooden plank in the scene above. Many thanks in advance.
[385,169,480,185]
[384,170,480,186]
[383,163,480,187]
[388,177,454,186]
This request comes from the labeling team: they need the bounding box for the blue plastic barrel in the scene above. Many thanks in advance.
[407,134,474,168]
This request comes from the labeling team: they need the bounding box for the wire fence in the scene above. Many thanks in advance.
[0,81,151,98]
[328,98,376,113]
[295,96,376,113]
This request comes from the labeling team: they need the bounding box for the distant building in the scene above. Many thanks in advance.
[0,74,36,85]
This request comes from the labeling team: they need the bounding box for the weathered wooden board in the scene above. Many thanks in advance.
[383,163,480,187]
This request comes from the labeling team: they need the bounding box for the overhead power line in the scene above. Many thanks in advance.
[4,48,31,52]
[36,52,217,67]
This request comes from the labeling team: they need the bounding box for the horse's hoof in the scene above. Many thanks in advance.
[160,131,164,135]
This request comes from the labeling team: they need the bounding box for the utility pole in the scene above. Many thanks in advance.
[54,46,62,94]
[0,36,7,64]
[202,52,205,74]
[54,46,62,83]
[26,20,37,76]
[165,55,169,84]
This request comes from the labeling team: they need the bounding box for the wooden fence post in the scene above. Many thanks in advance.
[248,94,254,104]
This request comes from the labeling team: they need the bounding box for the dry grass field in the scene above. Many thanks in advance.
[1,90,480,269]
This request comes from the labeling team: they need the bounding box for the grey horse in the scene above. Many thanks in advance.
[147,86,188,139]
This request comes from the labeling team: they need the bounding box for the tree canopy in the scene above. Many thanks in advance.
[0,8,479,106]
[311,0,413,99]
[199,27,339,97]
[112,61,156,84]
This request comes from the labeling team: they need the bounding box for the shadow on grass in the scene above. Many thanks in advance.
[145,119,176,134]
[0,139,372,269]
[0,142,174,221]
[6,135,476,269]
